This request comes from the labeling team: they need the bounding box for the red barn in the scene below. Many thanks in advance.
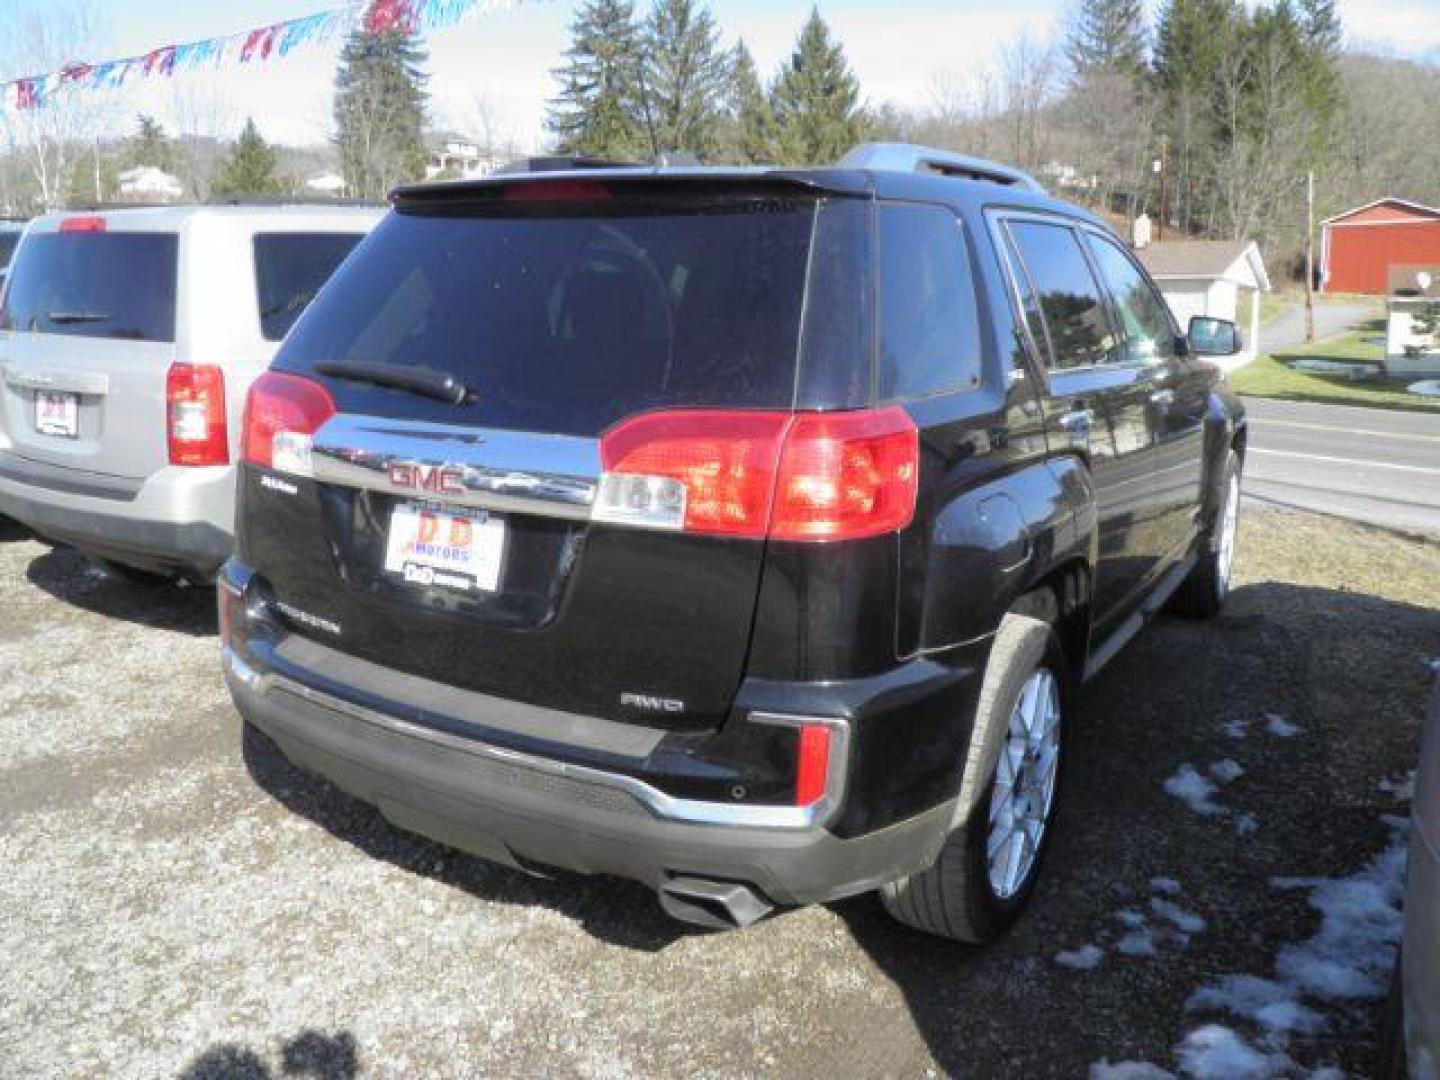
[1321,198,1440,295]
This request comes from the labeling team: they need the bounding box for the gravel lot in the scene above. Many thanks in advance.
[1,508,1437,1078]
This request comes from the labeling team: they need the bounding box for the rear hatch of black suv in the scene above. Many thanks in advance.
[235,172,897,735]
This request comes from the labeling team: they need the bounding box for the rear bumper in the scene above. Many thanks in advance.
[0,453,234,576]
[223,640,958,913]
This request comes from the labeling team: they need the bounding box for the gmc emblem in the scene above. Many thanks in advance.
[388,463,465,496]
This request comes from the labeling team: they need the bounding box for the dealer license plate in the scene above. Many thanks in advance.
[35,391,79,438]
[383,502,505,593]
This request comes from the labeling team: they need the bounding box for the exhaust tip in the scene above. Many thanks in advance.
[658,876,774,930]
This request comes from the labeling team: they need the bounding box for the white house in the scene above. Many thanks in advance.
[1136,239,1271,373]
[305,172,346,196]
[1384,265,1440,377]
[425,140,508,182]
[117,166,183,202]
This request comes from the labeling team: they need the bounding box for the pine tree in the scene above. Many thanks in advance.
[1064,0,1148,80]
[640,0,729,156]
[333,7,429,199]
[212,118,282,197]
[130,114,175,172]
[717,40,776,163]
[546,0,648,159]
[770,8,865,166]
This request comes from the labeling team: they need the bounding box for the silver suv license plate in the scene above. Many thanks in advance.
[35,391,79,438]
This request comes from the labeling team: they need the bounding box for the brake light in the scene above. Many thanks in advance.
[771,407,918,540]
[166,364,229,467]
[596,407,918,541]
[504,180,613,203]
[59,215,106,233]
[242,371,335,474]
[794,724,833,807]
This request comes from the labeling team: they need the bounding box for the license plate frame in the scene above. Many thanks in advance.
[382,501,506,594]
[34,390,79,439]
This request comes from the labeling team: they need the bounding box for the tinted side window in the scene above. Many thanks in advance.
[876,204,981,399]
[1084,233,1177,364]
[1005,220,1116,369]
[0,232,178,342]
[0,232,20,267]
[254,232,365,342]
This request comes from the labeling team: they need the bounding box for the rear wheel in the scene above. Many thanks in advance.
[880,613,1066,942]
[1170,450,1241,619]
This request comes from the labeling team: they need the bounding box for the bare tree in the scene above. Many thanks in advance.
[0,0,113,210]
[997,32,1059,170]
[169,78,237,202]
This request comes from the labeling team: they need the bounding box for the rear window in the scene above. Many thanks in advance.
[254,232,365,342]
[276,195,822,436]
[0,232,20,268]
[0,232,178,342]
[876,203,981,399]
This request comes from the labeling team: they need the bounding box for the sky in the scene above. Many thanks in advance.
[17,0,1440,150]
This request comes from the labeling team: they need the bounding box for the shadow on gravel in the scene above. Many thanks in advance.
[240,722,692,954]
[0,514,31,543]
[834,581,1437,1078]
[179,1029,358,1079]
[22,544,217,637]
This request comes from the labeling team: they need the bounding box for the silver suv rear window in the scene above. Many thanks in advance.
[254,232,365,342]
[0,232,178,343]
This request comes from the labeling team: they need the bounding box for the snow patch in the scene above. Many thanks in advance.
[1151,897,1207,936]
[1174,1025,1293,1080]
[1233,812,1260,836]
[1183,819,1408,1072]
[1151,876,1183,896]
[1117,928,1158,957]
[1223,718,1250,740]
[1264,713,1300,738]
[1165,765,1226,817]
[1089,1061,1175,1079]
[1056,943,1105,971]
[1380,773,1415,803]
[1210,759,1245,784]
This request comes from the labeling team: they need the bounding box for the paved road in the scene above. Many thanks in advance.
[1259,300,1377,354]
[1242,396,1440,535]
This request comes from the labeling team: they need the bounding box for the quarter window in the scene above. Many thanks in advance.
[1005,220,1116,370]
[1084,233,1177,364]
[876,204,982,399]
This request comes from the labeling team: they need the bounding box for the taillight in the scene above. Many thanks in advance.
[597,410,790,536]
[167,363,229,467]
[242,371,335,475]
[59,215,106,233]
[794,724,834,807]
[771,407,918,540]
[596,406,918,541]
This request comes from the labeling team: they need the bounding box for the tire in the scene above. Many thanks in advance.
[880,612,1067,943]
[1169,449,1241,619]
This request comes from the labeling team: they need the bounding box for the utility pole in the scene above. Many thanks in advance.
[1304,169,1316,344]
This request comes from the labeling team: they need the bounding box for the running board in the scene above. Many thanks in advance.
[1083,552,1198,682]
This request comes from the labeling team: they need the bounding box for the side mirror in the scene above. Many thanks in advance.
[1188,316,1244,357]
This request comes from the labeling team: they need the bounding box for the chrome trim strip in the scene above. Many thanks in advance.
[309,414,600,521]
[223,646,849,830]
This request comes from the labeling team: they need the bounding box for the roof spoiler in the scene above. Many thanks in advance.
[838,143,1045,194]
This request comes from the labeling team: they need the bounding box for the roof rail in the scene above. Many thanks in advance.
[838,142,1045,194]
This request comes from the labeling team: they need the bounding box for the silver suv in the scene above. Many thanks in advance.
[0,204,381,580]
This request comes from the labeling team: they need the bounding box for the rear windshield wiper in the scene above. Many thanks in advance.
[47,310,110,324]
[315,360,475,406]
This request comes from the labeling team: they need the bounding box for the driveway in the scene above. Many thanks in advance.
[1242,396,1440,535]
[1259,300,1378,354]
[2,511,1437,1078]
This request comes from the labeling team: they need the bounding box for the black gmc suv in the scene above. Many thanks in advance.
[221,143,1246,941]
